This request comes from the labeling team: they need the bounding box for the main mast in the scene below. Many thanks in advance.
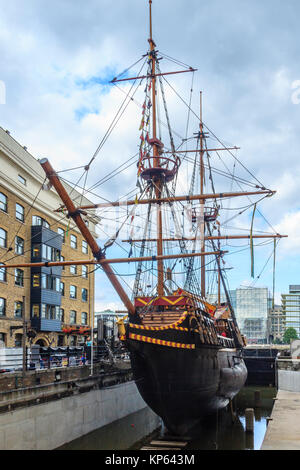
[148,0,164,297]
[199,91,206,298]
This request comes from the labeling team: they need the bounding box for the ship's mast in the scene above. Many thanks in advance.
[199,91,205,298]
[149,0,164,297]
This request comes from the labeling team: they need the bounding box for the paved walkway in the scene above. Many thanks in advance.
[261,390,300,450]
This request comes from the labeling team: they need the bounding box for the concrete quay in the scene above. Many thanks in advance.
[261,346,300,451]
[0,364,160,450]
[261,390,300,450]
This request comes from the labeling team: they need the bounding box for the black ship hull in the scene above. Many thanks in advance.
[127,339,247,436]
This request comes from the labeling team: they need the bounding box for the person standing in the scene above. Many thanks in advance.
[85,336,92,364]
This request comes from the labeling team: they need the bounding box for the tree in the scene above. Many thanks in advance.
[283,327,298,344]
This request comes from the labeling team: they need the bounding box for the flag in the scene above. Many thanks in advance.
[214,305,230,320]
[203,301,217,316]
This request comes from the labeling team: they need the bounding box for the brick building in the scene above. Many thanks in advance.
[0,127,97,348]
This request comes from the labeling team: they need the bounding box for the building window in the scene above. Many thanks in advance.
[14,301,23,317]
[16,203,25,222]
[58,335,64,346]
[32,274,40,287]
[70,310,76,324]
[70,265,77,275]
[70,234,77,249]
[40,244,60,261]
[57,227,65,243]
[15,334,22,347]
[81,312,88,325]
[82,288,88,302]
[58,308,64,322]
[41,273,47,289]
[36,274,60,291]
[0,228,7,248]
[70,335,77,346]
[18,175,26,185]
[32,304,39,318]
[55,277,60,292]
[60,254,65,271]
[0,192,7,212]
[0,298,6,316]
[82,240,88,254]
[15,236,24,254]
[60,281,65,296]
[15,269,24,287]
[41,304,60,320]
[41,244,50,260]
[32,216,50,228]
[70,285,77,299]
[32,244,40,258]
[0,333,6,346]
[82,265,88,279]
[0,267,6,283]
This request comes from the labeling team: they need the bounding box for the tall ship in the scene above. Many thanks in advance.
[1,1,286,436]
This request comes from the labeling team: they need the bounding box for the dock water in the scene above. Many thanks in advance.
[59,386,275,450]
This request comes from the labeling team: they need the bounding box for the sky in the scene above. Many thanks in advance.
[0,0,300,311]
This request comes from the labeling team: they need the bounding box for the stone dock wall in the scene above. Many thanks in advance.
[0,365,159,450]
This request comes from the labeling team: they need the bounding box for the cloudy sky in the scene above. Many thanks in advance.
[1,0,300,310]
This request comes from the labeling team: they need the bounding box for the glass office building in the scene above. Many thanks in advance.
[235,287,269,343]
[281,285,300,337]
[207,287,269,343]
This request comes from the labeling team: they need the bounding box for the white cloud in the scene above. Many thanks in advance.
[1,0,300,305]
[275,210,300,256]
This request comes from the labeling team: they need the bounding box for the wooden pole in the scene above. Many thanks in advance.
[200,91,205,298]
[110,68,197,83]
[245,408,255,433]
[164,147,240,154]
[148,0,164,297]
[39,158,135,315]
[73,189,275,210]
[122,234,287,243]
[22,296,27,379]
[0,250,226,270]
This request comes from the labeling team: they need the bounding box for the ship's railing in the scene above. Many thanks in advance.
[217,335,235,348]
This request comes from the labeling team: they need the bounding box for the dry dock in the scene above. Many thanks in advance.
[261,390,300,450]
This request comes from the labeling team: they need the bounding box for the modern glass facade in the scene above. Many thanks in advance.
[235,287,268,342]
[268,305,285,341]
[281,285,300,337]
[207,287,269,342]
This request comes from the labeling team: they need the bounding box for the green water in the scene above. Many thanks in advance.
[153,386,276,451]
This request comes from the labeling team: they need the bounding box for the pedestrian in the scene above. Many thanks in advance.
[86,336,92,364]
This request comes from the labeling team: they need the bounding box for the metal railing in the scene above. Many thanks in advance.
[0,340,128,374]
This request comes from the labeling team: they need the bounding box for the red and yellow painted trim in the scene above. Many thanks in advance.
[134,295,194,307]
[129,332,195,349]
[130,310,189,332]
[130,324,189,332]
